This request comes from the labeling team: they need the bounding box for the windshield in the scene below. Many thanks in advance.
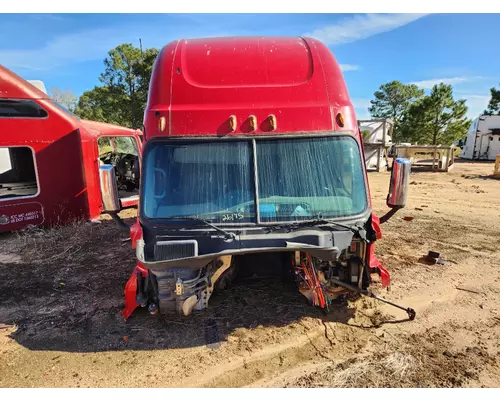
[50,100,80,120]
[141,135,368,224]
[98,136,139,157]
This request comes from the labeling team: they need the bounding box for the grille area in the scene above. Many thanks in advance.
[154,240,198,261]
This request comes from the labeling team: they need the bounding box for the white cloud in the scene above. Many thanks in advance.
[305,13,427,46]
[1,27,363,73]
[409,76,487,89]
[0,22,232,71]
[455,94,491,118]
[351,98,372,119]
[456,94,490,101]
[343,94,490,120]
[0,28,131,71]
[410,77,467,88]
[27,14,67,22]
[339,64,360,72]
[408,77,494,117]
[351,98,372,109]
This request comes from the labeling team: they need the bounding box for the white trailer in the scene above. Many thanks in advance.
[358,119,393,172]
[460,115,500,161]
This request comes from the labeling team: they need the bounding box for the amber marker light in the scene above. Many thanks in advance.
[158,116,166,132]
[336,112,345,128]
[229,115,237,132]
[249,115,257,131]
[268,114,277,131]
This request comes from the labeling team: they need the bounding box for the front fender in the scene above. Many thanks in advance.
[122,263,148,320]
[368,213,390,288]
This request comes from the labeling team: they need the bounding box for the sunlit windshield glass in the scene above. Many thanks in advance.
[98,136,139,157]
[51,101,80,120]
[256,137,367,222]
[143,141,254,222]
[142,136,367,223]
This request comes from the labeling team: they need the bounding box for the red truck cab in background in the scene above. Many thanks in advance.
[0,66,143,232]
[98,37,407,320]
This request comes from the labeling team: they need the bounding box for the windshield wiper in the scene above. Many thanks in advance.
[265,218,362,235]
[162,217,237,240]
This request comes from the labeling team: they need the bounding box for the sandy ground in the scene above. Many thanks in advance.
[1,160,499,388]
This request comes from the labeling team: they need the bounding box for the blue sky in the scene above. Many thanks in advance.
[1,13,499,119]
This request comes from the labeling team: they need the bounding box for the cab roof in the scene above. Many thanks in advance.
[81,119,142,138]
[145,36,357,137]
[0,65,143,142]
[0,65,49,99]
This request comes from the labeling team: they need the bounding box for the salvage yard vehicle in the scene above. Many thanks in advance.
[0,65,142,232]
[99,36,414,320]
[459,114,500,161]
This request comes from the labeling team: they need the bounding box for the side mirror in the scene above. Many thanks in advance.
[380,158,411,223]
[99,164,121,213]
[99,165,131,230]
[387,157,411,208]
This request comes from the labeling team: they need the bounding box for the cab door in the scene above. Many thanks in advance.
[97,134,141,209]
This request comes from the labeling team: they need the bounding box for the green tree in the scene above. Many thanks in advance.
[400,83,470,145]
[368,81,424,142]
[485,85,500,115]
[75,86,130,125]
[369,81,424,122]
[74,43,159,128]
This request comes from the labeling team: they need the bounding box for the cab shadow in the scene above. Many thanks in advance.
[1,216,357,352]
[6,275,356,352]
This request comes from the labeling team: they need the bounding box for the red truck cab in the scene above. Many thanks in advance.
[0,65,142,231]
[101,37,408,319]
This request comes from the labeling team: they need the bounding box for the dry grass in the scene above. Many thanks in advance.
[331,352,419,388]
[0,205,136,266]
[7,220,103,264]
[286,352,420,388]
[284,325,496,388]
[328,352,419,387]
[0,218,133,331]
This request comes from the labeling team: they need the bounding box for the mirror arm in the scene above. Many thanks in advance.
[379,206,402,224]
[109,211,131,231]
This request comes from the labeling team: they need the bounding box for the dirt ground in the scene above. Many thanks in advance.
[1,160,499,388]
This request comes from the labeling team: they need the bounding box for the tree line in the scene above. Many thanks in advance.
[50,43,159,129]
[369,81,470,145]
[51,43,500,145]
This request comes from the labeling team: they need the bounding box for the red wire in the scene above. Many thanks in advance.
[305,254,326,308]
[296,254,332,309]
